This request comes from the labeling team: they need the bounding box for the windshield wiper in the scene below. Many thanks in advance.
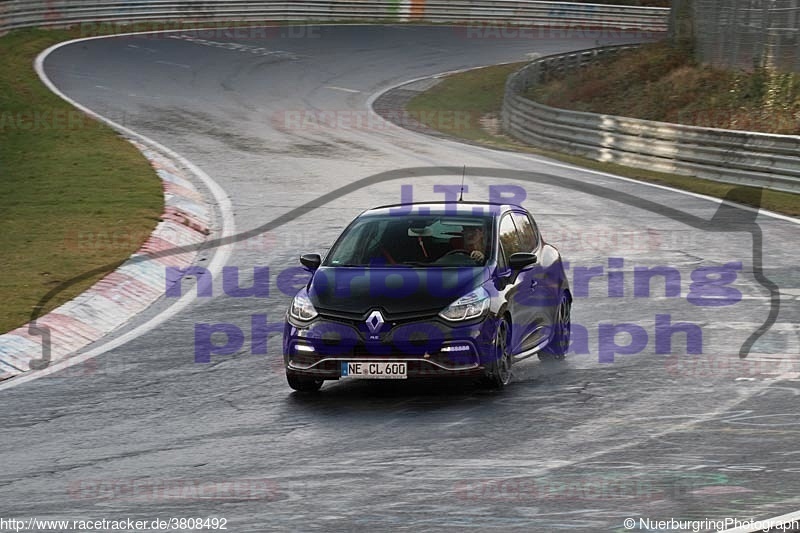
[401,261,437,267]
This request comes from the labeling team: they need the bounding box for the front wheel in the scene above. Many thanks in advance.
[286,372,324,392]
[538,291,571,361]
[483,320,512,389]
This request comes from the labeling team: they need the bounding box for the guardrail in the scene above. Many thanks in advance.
[0,1,669,34]
[502,45,800,194]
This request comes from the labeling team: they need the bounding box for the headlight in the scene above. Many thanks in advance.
[289,289,318,321]
[439,287,490,322]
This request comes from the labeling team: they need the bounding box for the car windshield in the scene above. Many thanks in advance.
[324,214,494,267]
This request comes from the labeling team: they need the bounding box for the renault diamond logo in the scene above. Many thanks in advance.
[365,310,385,334]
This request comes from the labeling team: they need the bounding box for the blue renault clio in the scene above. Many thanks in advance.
[283,202,571,391]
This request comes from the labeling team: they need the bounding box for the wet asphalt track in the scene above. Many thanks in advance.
[2,25,800,532]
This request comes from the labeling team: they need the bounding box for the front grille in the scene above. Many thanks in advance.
[351,345,476,368]
[353,344,425,358]
[290,343,479,371]
[317,309,440,328]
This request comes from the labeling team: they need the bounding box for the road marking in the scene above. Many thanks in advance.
[127,43,158,53]
[155,60,192,69]
[325,85,361,94]
[167,34,298,60]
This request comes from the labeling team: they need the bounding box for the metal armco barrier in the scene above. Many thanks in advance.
[0,1,668,33]
[502,45,800,194]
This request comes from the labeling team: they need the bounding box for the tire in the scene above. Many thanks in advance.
[483,319,512,389]
[286,372,324,392]
[538,291,571,361]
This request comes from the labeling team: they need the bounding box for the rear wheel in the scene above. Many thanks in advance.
[538,291,571,361]
[286,372,323,392]
[483,320,512,389]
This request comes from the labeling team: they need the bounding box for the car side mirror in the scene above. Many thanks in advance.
[300,253,322,271]
[509,252,537,271]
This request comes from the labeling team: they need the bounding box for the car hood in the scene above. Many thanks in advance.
[308,266,490,316]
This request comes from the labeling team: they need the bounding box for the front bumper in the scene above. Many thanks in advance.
[283,312,496,379]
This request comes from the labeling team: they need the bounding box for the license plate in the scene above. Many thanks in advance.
[341,361,407,379]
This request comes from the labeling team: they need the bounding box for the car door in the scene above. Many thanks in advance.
[496,213,535,355]
[510,211,550,353]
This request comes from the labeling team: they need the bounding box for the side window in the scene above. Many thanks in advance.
[529,215,542,248]
[512,212,538,251]
[497,241,508,271]
[498,214,521,259]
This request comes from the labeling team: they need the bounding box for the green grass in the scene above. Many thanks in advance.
[407,62,524,143]
[406,62,800,218]
[0,28,164,333]
[529,41,800,135]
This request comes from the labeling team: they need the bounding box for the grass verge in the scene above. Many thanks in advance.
[529,41,800,135]
[0,28,164,333]
[406,62,800,218]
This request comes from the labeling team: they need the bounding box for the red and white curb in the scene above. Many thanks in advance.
[0,141,212,380]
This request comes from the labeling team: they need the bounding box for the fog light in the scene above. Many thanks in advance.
[441,345,470,352]
[295,344,315,353]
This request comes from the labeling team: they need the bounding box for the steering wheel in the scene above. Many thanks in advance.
[442,249,471,257]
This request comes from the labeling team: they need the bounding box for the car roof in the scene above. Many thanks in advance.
[361,201,526,218]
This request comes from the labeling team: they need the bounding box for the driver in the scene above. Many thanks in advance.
[462,225,486,262]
